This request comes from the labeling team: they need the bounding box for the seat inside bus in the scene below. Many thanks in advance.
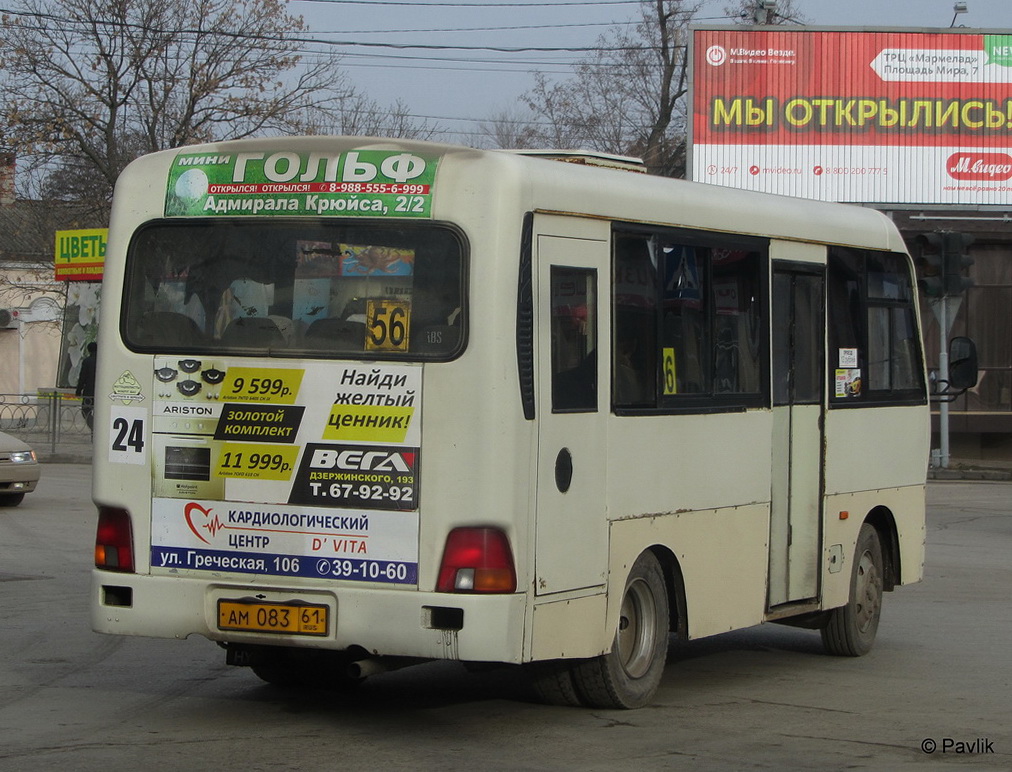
[219,317,285,347]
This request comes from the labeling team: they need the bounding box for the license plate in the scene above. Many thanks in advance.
[217,600,329,636]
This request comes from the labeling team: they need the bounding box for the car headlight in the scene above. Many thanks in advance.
[9,450,37,464]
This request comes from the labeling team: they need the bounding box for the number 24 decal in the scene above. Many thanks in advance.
[112,416,145,453]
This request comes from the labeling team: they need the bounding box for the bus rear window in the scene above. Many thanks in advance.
[122,220,465,360]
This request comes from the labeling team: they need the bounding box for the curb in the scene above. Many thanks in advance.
[928,467,1012,481]
[39,454,94,465]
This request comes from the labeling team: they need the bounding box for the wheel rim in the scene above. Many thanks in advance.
[617,577,657,679]
[854,548,883,633]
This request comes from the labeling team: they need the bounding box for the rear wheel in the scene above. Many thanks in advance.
[527,660,583,707]
[251,661,303,687]
[251,649,364,691]
[821,523,884,656]
[571,551,669,709]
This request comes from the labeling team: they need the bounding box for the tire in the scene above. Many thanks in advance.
[527,660,584,707]
[821,523,884,657]
[570,551,669,709]
[251,650,363,691]
[251,662,304,687]
[0,493,25,507]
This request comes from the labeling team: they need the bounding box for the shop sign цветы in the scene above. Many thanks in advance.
[55,229,107,281]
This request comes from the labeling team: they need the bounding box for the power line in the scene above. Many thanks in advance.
[334,54,582,71]
[297,38,650,52]
[313,21,637,35]
[0,7,658,54]
[294,0,641,6]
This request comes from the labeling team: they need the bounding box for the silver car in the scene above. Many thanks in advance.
[0,431,40,506]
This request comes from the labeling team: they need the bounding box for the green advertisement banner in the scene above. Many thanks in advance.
[165,149,439,218]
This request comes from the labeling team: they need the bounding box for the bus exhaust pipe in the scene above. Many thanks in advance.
[347,658,387,679]
[347,656,424,680]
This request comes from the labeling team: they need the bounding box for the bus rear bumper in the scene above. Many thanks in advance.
[92,570,528,664]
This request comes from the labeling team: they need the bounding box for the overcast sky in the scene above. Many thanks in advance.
[292,0,1012,143]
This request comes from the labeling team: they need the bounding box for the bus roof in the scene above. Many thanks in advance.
[118,136,906,254]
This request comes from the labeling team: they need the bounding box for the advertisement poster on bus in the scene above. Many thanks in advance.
[691,28,1012,205]
[165,148,438,218]
[146,359,421,584]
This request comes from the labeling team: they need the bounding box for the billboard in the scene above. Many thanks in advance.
[691,28,1012,205]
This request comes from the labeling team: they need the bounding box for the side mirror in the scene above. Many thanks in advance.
[948,336,979,391]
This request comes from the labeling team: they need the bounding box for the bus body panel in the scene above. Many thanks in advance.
[820,485,926,610]
[605,410,774,517]
[517,153,906,255]
[529,592,609,660]
[92,576,528,662]
[609,504,771,640]
[823,406,929,494]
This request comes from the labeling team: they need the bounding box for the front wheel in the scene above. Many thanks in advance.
[821,523,884,656]
[571,551,669,709]
[0,493,25,507]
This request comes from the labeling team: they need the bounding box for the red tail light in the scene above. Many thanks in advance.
[437,527,516,593]
[95,507,135,573]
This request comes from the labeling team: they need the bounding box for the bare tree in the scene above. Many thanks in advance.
[724,0,808,25]
[476,107,542,150]
[514,1,703,177]
[505,0,806,177]
[320,97,442,142]
[0,0,382,218]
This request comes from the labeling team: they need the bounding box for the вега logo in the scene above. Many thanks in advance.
[947,152,1012,181]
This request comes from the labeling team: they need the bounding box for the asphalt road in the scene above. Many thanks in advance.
[0,465,1008,771]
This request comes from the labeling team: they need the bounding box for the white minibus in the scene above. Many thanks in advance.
[92,137,929,708]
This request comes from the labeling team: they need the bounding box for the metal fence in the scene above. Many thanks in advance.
[0,391,93,459]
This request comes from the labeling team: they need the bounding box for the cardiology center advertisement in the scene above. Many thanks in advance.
[148,360,421,584]
[691,29,1012,205]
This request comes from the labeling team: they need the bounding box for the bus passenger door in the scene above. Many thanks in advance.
[534,232,609,595]
[769,264,824,607]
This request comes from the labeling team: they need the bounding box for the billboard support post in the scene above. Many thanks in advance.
[929,295,962,468]
[938,299,951,469]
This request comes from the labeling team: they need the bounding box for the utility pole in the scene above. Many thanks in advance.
[753,0,778,24]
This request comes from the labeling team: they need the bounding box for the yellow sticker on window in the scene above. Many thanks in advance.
[663,347,678,395]
[365,299,411,352]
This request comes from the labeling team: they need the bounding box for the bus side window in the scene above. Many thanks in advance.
[613,235,657,407]
[551,267,598,412]
[828,247,925,403]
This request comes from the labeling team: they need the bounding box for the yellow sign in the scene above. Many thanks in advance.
[214,444,300,481]
[365,299,411,352]
[663,347,678,395]
[324,404,415,443]
[220,367,303,404]
[55,228,107,281]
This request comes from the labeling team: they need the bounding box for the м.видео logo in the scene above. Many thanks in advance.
[947,152,1012,181]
